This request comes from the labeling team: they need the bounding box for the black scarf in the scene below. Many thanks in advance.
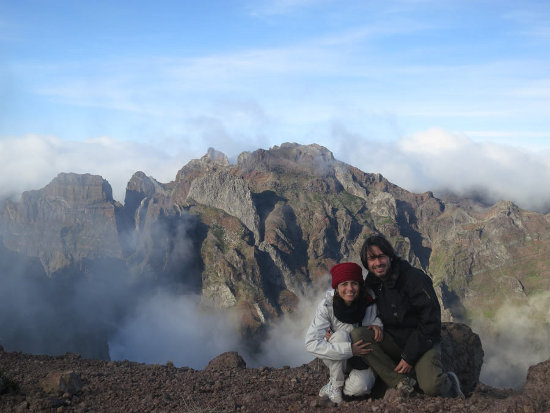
[333,294,368,325]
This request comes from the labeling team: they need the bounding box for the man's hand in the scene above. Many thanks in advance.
[394,358,412,374]
[368,325,383,342]
[352,339,372,356]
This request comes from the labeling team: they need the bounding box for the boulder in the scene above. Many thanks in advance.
[205,352,247,371]
[440,322,484,395]
[523,358,550,405]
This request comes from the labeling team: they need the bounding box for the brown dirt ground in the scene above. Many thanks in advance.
[1,349,548,413]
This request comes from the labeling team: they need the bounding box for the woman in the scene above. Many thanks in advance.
[305,262,383,404]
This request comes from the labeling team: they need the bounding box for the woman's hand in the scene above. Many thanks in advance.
[368,325,383,342]
[351,339,372,356]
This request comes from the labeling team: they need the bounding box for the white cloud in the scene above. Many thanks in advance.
[0,134,190,203]
[399,128,469,154]
[109,292,243,369]
[337,127,550,213]
[473,291,550,388]
[252,274,331,367]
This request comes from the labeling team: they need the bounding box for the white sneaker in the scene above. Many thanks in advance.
[318,380,343,404]
[318,381,331,398]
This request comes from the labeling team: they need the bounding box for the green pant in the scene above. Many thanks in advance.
[350,327,453,396]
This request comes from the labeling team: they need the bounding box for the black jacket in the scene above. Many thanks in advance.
[365,259,441,365]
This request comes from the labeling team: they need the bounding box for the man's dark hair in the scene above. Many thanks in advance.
[360,234,397,269]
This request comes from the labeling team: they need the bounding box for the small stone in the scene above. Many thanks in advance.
[40,371,83,396]
[205,352,246,371]
[14,401,29,413]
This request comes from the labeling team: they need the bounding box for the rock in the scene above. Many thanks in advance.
[14,401,29,413]
[0,172,122,276]
[126,171,166,199]
[382,387,406,403]
[440,322,484,395]
[39,370,83,396]
[205,352,247,371]
[187,170,260,242]
[203,147,229,166]
[523,358,550,404]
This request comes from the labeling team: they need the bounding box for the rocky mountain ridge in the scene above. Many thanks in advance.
[1,143,549,361]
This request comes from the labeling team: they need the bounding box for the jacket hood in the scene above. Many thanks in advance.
[323,289,335,302]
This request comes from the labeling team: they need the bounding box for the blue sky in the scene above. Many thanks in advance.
[1,0,550,211]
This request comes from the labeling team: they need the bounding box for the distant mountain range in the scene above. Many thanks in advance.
[1,142,549,358]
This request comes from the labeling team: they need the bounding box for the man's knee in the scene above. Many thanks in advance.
[415,347,446,396]
[417,376,440,396]
[350,326,375,343]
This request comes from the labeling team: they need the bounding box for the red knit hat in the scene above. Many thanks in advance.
[330,262,364,289]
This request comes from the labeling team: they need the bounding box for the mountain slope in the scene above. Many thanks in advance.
[1,143,549,358]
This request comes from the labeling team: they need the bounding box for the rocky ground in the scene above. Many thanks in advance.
[1,347,550,413]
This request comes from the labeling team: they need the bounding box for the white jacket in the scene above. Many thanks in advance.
[305,289,382,361]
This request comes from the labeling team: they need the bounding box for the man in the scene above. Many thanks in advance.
[350,234,463,398]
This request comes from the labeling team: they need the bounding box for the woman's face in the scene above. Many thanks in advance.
[336,280,360,305]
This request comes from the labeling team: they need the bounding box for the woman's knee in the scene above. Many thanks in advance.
[343,368,376,397]
[350,326,375,343]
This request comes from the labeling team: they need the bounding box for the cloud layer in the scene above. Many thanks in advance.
[0,134,188,203]
[109,292,244,369]
[473,291,550,388]
[342,127,550,213]
[2,131,549,213]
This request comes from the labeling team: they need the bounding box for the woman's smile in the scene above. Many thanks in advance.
[337,280,360,305]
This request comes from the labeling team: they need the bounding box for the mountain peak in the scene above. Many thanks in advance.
[202,147,229,166]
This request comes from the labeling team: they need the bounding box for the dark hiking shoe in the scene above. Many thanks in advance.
[396,377,416,397]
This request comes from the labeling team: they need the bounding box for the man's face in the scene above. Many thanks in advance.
[366,246,391,279]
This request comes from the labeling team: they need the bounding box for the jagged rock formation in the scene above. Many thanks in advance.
[1,173,122,276]
[1,143,550,359]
